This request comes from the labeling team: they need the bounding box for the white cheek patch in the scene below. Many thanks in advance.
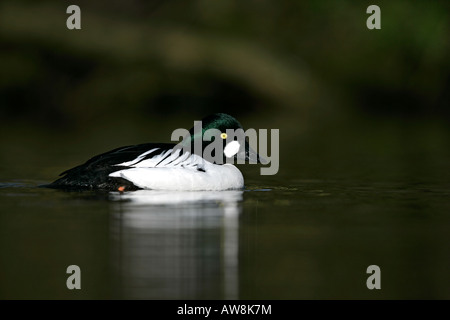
[224,140,240,158]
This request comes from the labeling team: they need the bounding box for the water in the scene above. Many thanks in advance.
[1,176,449,299]
[0,119,449,299]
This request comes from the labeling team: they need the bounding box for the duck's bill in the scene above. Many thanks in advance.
[236,141,268,164]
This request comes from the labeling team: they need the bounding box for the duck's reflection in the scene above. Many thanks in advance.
[109,190,243,299]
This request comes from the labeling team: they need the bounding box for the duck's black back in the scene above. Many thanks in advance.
[45,143,175,191]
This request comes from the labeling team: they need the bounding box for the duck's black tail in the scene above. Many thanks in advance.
[43,167,140,191]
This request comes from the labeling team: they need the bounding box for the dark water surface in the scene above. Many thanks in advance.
[1,175,449,299]
[0,120,449,299]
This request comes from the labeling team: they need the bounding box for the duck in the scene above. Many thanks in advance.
[46,113,264,191]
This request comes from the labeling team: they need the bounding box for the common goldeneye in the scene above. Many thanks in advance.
[46,113,264,191]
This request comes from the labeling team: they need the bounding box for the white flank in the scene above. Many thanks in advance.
[109,150,244,191]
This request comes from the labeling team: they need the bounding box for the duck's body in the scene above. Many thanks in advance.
[47,114,261,191]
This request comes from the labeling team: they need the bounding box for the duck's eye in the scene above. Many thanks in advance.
[220,133,227,139]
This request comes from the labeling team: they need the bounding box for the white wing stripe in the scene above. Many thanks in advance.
[114,148,160,167]
[113,146,207,170]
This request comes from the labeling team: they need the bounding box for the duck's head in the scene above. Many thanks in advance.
[183,113,265,165]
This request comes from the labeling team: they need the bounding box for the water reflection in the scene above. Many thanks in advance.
[109,190,243,299]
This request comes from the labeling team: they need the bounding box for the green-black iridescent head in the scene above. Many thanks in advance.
[181,113,265,165]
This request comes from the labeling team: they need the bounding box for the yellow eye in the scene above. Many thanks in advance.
[220,133,227,139]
